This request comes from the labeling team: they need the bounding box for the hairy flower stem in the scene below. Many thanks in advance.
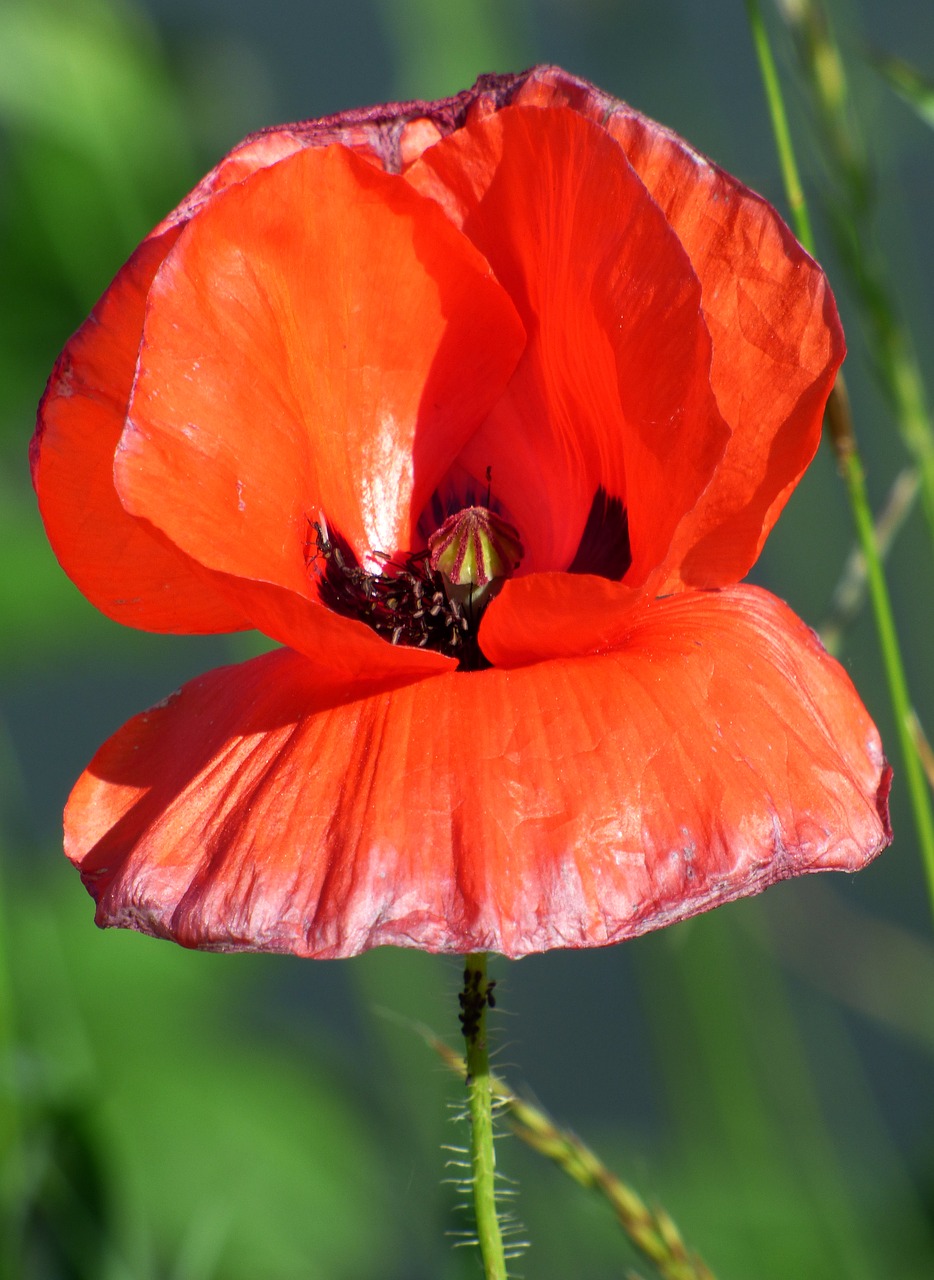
[430,1033,715,1280]
[461,953,506,1279]
[746,0,934,916]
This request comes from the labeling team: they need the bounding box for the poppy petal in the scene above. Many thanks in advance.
[153,103,457,237]
[201,574,455,681]
[406,104,729,579]
[67,586,889,960]
[31,233,250,633]
[478,571,650,667]
[114,144,526,620]
[506,66,844,585]
[603,107,844,586]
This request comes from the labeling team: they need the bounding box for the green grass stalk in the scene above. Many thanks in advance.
[745,0,934,914]
[776,0,934,556]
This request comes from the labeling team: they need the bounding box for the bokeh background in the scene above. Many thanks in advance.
[2,0,934,1276]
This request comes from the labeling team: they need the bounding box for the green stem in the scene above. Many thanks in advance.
[819,465,918,653]
[461,953,506,1280]
[828,386,934,900]
[745,0,934,916]
[429,1031,715,1280]
[744,0,814,251]
[774,0,934,549]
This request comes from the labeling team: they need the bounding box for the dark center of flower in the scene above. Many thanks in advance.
[308,507,524,672]
[567,488,631,579]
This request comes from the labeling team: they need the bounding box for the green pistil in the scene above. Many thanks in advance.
[428,506,524,612]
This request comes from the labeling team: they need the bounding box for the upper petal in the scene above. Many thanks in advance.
[66,586,889,960]
[506,66,845,585]
[115,144,526,618]
[604,107,844,586]
[30,81,527,636]
[406,104,730,579]
[31,232,251,633]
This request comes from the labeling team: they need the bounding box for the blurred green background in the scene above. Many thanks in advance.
[2,0,934,1276]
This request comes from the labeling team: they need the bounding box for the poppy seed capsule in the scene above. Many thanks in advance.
[428,506,524,610]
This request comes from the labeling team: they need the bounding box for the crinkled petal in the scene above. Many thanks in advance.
[115,144,525,621]
[505,65,845,585]
[67,586,889,960]
[31,232,250,633]
[152,92,499,235]
[407,103,729,578]
[160,85,503,222]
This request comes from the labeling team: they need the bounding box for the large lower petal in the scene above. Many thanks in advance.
[116,143,525,609]
[67,586,889,960]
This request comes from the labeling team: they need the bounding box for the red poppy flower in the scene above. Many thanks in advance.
[33,66,891,959]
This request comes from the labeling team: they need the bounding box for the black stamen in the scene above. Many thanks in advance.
[307,520,491,670]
